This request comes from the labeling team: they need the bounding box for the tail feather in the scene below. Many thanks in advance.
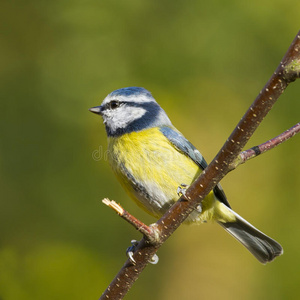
[218,208,283,264]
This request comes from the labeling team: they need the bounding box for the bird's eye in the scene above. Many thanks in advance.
[108,100,120,110]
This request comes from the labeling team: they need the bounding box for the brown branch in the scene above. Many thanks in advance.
[99,30,300,300]
[230,122,300,170]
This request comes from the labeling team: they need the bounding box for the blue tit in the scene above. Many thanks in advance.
[90,87,283,264]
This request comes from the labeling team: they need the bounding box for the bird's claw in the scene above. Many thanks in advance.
[149,253,159,264]
[177,183,189,199]
[126,240,139,264]
[126,240,159,265]
[196,204,202,213]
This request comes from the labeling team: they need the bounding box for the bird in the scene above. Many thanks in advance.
[89,86,283,264]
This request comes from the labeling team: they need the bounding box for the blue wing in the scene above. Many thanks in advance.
[160,126,208,170]
[160,126,231,208]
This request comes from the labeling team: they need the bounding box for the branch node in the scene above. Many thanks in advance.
[148,223,161,244]
[229,122,300,171]
[283,59,300,81]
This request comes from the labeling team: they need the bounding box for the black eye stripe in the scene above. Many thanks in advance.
[104,100,156,111]
[107,100,121,110]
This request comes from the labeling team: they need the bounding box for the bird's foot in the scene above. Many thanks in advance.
[195,203,202,213]
[177,184,202,212]
[126,240,159,265]
[126,240,139,264]
[177,183,189,199]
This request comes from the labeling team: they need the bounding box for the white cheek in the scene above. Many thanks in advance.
[127,107,147,121]
[116,106,147,128]
[102,105,147,134]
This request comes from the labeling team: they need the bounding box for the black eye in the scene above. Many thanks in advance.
[108,100,120,110]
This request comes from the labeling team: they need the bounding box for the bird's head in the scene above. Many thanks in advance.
[89,87,172,136]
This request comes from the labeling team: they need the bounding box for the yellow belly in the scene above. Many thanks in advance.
[107,127,228,223]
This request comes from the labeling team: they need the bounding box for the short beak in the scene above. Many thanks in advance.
[89,106,102,115]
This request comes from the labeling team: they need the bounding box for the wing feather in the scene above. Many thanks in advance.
[160,126,231,208]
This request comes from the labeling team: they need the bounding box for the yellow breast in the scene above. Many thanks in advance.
[107,127,216,222]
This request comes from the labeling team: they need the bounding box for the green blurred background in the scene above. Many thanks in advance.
[1,1,300,299]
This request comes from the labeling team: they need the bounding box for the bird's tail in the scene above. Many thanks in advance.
[217,207,283,264]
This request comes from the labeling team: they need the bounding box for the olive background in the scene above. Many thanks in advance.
[1,1,300,299]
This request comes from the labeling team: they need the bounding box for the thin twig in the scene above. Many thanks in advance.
[102,198,160,243]
[230,122,300,170]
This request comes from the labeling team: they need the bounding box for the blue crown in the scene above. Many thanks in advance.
[110,87,152,98]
